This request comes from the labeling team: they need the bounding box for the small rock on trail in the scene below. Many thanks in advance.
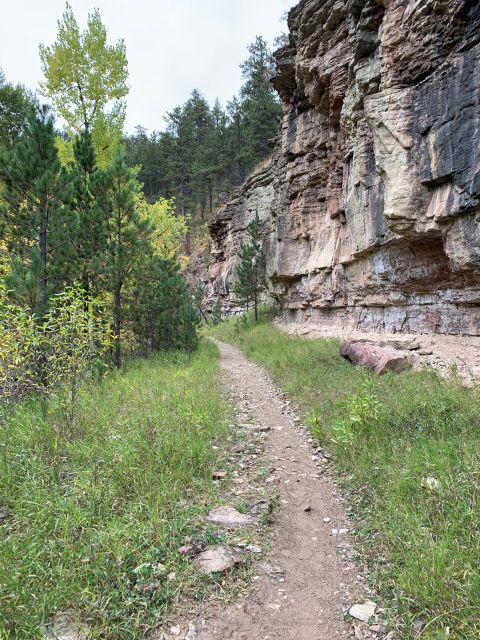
[349,601,377,623]
[205,505,256,528]
[193,545,245,574]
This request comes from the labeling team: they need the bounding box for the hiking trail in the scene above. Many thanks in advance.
[191,338,362,639]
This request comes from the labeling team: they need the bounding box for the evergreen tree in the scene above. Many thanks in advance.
[124,37,282,223]
[192,281,209,324]
[239,36,282,168]
[0,107,70,314]
[125,126,170,200]
[129,256,199,354]
[100,149,151,367]
[234,212,266,321]
[66,129,106,296]
[164,90,213,217]
[226,96,248,184]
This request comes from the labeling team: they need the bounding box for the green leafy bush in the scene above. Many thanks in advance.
[0,285,111,426]
[42,285,112,430]
[0,285,42,404]
[331,378,381,447]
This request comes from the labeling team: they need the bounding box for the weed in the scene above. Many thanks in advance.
[332,378,381,448]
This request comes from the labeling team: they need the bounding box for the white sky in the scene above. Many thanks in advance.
[1,0,297,133]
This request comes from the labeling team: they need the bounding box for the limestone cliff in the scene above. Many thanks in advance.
[208,0,480,335]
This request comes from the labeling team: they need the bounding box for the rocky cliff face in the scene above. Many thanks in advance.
[208,0,480,335]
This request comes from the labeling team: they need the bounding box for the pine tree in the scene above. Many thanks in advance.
[123,39,282,224]
[100,149,151,367]
[239,36,282,169]
[234,212,266,321]
[65,129,106,296]
[226,96,248,184]
[0,107,71,314]
[129,256,199,354]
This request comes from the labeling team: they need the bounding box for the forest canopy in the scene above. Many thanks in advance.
[125,36,282,220]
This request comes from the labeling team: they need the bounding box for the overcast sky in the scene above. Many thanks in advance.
[1,0,297,133]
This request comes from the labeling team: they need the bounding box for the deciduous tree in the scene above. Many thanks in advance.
[0,69,36,149]
[39,3,128,166]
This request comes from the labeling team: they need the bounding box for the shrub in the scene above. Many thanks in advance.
[42,285,112,430]
[0,285,111,429]
[0,285,42,405]
[331,378,381,448]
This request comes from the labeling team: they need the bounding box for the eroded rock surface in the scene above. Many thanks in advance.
[208,0,480,336]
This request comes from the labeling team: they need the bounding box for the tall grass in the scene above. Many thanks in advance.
[211,313,480,639]
[0,340,228,638]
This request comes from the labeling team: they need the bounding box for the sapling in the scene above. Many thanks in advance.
[234,211,266,321]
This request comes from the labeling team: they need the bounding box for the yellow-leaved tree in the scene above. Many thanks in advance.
[39,3,128,167]
[137,196,188,267]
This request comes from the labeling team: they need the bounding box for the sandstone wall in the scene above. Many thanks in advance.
[208,0,480,335]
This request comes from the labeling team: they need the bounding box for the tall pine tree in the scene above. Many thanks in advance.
[239,36,282,168]
[66,129,106,296]
[0,107,71,314]
[100,149,151,367]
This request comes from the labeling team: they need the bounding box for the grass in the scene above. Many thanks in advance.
[0,339,231,639]
[209,311,480,639]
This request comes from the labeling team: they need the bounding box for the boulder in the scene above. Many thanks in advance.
[340,341,413,375]
[193,545,244,574]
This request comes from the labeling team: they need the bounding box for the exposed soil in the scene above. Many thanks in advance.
[276,321,480,386]
[170,338,370,640]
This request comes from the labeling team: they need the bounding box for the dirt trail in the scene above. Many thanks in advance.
[195,338,357,640]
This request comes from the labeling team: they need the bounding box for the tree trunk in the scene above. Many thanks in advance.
[208,183,213,215]
[113,281,122,368]
[81,270,90,311]
[39,210,48,314]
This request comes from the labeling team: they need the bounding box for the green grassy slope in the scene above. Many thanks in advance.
[0,340,229,638]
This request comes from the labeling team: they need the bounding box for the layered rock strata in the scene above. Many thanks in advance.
[208,0,480,335]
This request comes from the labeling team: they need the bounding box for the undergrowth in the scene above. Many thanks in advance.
[0,339,229,638]
[210,311,480,640]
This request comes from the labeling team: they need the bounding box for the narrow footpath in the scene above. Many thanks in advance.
[195,338,359,640]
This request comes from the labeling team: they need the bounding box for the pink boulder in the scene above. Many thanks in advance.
[340,341,413,375]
